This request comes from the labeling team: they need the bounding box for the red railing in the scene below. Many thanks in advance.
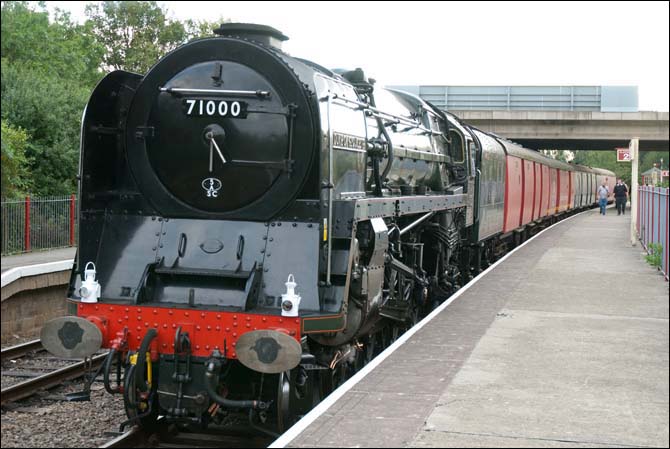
[69,193,76,247]
[636,186,669,281]
[1,195,78,255]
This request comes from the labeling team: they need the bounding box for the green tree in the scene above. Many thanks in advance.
[85,2,224,73]
[1,119,31,199]
[573,150,670,186]
[1,2,102,196]
[572,150,629,183]
[86,1,189,73]
[1,62,88,195]
[1,1,103,87]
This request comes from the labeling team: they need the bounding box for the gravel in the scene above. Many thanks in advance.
[2,333,129,447]
[1,380,126,448]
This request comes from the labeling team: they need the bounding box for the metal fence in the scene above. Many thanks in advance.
[1,195,77,256]
[637,187,669,281]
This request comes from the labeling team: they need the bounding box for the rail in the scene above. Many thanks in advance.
[100,418,273,448]
[100,424,151,448]
[0,195,77,255]
[1,351,106,405]
[636,186,669,281]
[0,339,43,363]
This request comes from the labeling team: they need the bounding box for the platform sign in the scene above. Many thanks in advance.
[662,170,669,178]
[616,147,631,162]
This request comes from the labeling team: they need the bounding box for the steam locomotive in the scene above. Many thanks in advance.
[41,23,615,433]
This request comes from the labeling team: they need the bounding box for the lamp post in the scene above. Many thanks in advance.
[630,138,638,246]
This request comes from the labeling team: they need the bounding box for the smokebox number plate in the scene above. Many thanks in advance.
[183,99,248,118]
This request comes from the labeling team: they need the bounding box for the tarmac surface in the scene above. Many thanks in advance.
[283,208,669,448]
[0,247,76,273]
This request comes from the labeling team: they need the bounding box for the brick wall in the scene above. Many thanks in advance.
[1,271,69,341]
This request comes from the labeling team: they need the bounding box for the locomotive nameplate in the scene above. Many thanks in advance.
[183,99,248,118]
[332,132,366,152]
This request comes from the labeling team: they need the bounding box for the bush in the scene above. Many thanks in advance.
[1,119,31,198]
[644,243,663,270]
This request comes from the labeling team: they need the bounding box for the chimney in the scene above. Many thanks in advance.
[213,23,288,50]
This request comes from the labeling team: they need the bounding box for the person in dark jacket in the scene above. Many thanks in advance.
[613,178,628,215]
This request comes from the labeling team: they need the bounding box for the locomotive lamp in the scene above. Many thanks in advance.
[281,274,301,317]
[79,262,101,303]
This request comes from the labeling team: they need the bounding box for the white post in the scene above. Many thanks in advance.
[630,138,639,246]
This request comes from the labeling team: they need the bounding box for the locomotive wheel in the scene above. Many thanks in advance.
[321,362,347,397]
[364,333,378,364]
[376,324,397,351]
[277,371,291,431]
[276,368,322,432]
[406,304,420,328]
[391,325,401,342]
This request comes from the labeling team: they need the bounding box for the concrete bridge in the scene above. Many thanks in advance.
[450,110,669,151]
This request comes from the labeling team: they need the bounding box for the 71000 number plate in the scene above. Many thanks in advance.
[183,99,248,118]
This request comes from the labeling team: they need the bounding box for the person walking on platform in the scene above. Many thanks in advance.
[597,181,609,215]
[613,178,628,215]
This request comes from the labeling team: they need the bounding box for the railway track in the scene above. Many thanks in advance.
[1,339,44,362]
[101,419,274,448]
[1,339,106,406]
[1,341,272,447]
[101,423,151,448]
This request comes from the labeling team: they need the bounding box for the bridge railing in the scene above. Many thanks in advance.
[1,195,77,256]
[636,186,669,281]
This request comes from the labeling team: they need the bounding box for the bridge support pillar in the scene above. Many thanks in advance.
[630,138,639,246]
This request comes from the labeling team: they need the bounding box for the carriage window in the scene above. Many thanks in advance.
[449,130,464,163]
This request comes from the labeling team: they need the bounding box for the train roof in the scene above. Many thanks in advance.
[483,134,573,170]
[481,133,616,176]
[590,166,616,176]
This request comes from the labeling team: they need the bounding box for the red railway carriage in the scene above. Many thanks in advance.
[558,166,571,213]
[521,159,534,226]
[492,137,614,240]
[501,139,577,234]
[532,162,542,221]
[547,167,558,215]
[539,163,551,218]
[502,145,553,232]
[469,131,613,279]
[503,154,523,233]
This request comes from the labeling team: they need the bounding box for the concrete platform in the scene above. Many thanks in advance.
[278,208,669,448]
[1,248,75,340]
[1,247,76,273]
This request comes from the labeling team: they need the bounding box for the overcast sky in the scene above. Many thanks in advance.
[47,1,669,111]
